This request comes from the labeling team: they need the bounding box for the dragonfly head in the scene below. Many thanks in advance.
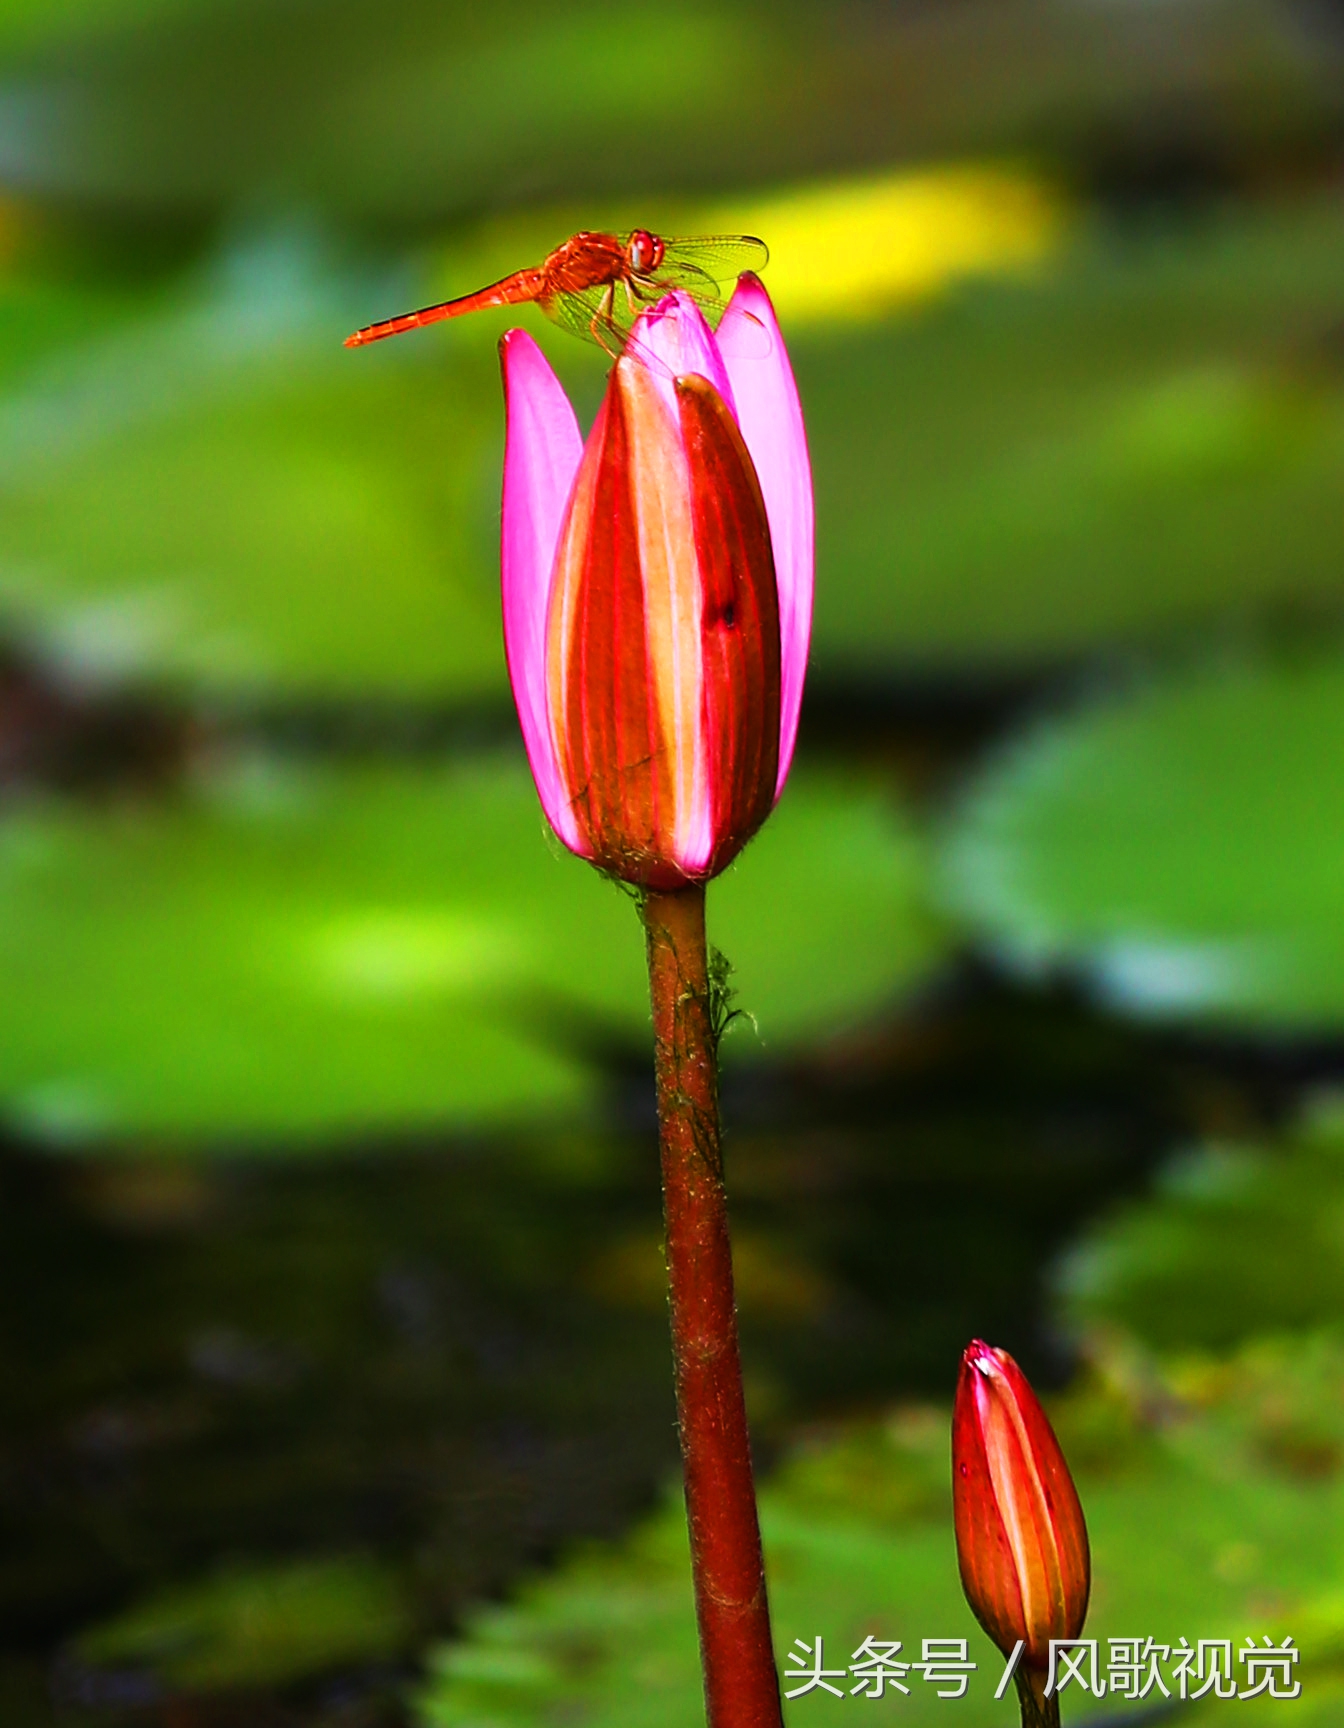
[626,230,665,275]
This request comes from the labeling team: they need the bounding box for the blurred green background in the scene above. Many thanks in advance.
[1,1,1344,1723]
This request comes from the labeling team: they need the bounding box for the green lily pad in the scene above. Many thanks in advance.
[0,753,937,1143]
[75,1555,409,1692]
[0,263,512,697]
[941,651,1344,1030]
[416,1355,1344,1728]
[1059,1108,1344,1354]
[806,193,1344,674]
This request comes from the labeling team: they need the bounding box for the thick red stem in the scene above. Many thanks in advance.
[1016,1668,1062,1728]
[642,884,783,1728]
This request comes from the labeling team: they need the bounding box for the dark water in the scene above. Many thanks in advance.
[0,951,1320,1728]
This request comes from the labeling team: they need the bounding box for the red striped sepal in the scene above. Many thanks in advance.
[546,354,780,889]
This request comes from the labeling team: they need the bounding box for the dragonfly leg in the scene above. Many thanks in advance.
[589,283,620,357]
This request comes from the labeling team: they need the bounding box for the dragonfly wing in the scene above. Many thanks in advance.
[653,236,769,284]
[648,261,723,302]
[622,236,769,322]
[545,280,637,351]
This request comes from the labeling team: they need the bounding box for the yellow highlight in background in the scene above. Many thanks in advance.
[707,165,1067,324]
[434,163,1067,342]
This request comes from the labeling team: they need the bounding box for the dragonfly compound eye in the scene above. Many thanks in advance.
[628,230,661,273]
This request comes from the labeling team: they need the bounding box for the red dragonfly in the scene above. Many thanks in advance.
[344,229,768,354]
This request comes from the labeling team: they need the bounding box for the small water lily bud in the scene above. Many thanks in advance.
[952,1340,1090,1676]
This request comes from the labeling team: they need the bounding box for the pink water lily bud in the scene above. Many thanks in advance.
[500,276,813,888]
[953,1340,1091,1672]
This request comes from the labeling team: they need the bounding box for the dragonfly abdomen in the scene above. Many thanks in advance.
[344,268,547,347]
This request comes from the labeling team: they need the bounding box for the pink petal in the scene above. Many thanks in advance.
[716,274,813,799]
[499,329,584,850]
[630,291,738,425]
